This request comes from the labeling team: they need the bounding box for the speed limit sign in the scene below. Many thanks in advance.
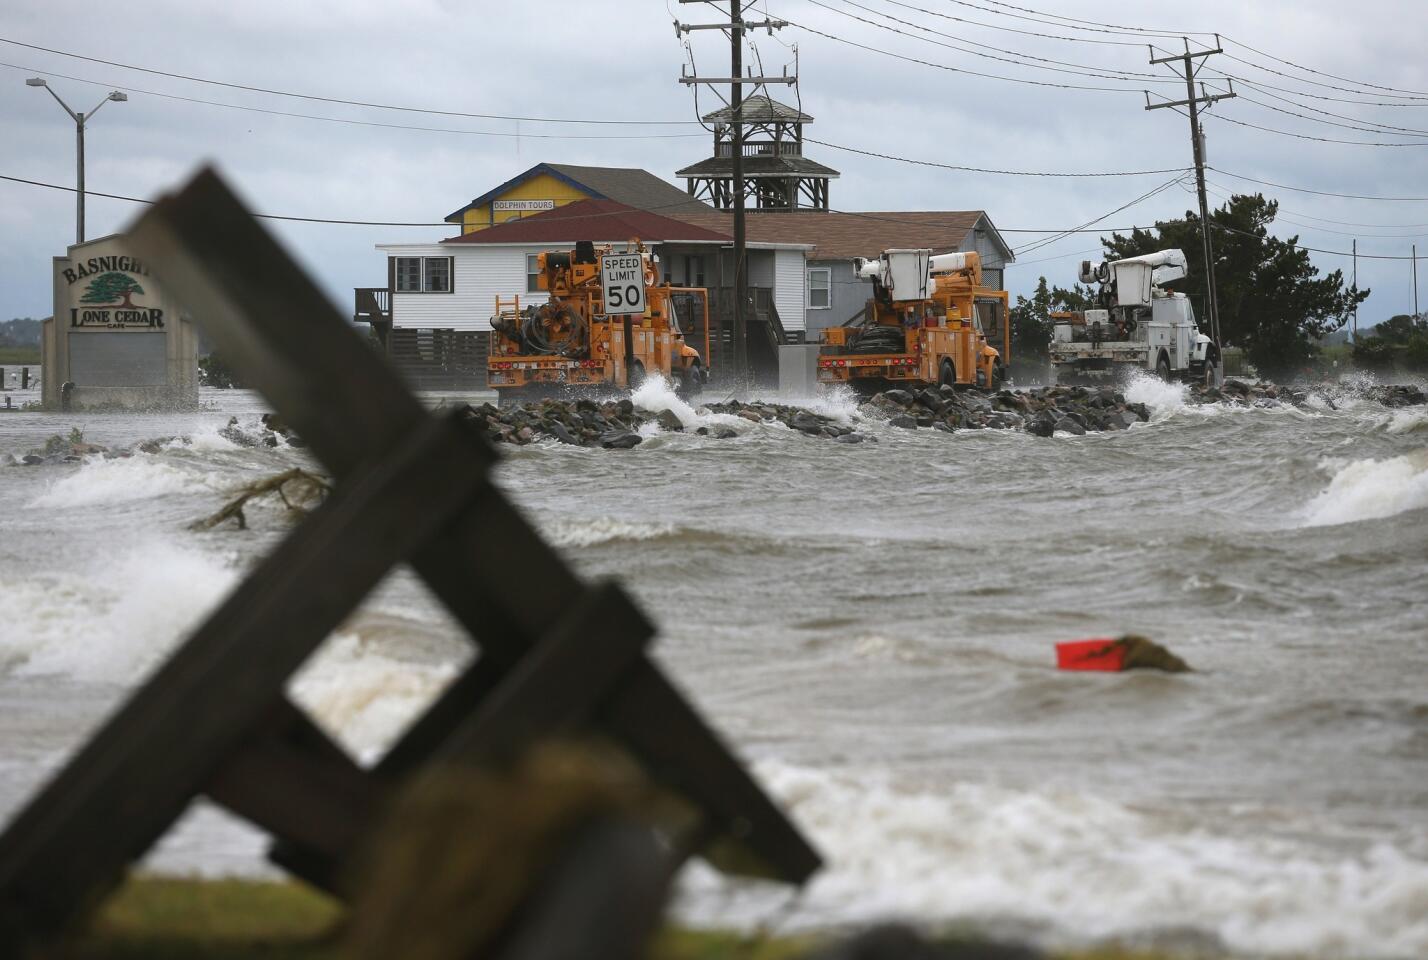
[599,253,647,316]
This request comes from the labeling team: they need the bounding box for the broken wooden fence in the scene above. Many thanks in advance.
[0,168,820,949]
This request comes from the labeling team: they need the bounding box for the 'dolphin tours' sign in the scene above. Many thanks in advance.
[62,254,166,329]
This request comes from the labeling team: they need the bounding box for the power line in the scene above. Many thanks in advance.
[780,14,1139,91]
[878,0,1147,47]
[0,168,1200,240]
[1,61,706,140]
[1208,218,1425,260]
[1015,175,1189,256]
[0,35,704,125]
[1201,108,1428,147]
[1203,180,1428,228]
[806,137,1189,177]
[1229,89,1428,139]
[942,0,1209,40]
[1212,168,1428,202]
[1219,50,1428,103]
[1220,36,1428,99]
[806,0,1174,84]
[1199,182,1428,239]
[0,172,710,226]
[1014,245,1105,267]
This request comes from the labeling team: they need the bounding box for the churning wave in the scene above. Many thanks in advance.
[675,761,1428,959]
[1299,450,1428,527]
[0,538,238,682]
[27,455,218,509]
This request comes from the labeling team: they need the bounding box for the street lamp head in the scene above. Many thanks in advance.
[107,91,128,102]
[25,77,47,87]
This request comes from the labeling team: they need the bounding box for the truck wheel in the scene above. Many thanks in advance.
[1156,354,1172,382]
[939,359,956,387]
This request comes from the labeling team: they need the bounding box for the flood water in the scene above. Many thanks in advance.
[1,375,1425,958]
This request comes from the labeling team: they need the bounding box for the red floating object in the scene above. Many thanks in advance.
[1055,638,1125,671]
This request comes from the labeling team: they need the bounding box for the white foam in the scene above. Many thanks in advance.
[0,538,239,682]
[630,375,746,431]
[168,421,243,452]
[1382,408,1428,435]
[1299,450,1428,527]
[1122,371,1190,419]
[541,515,678,548]
[675,762,1428,958]
[28,455,213,509]
[288,632,460,761]
[768,384,863,425]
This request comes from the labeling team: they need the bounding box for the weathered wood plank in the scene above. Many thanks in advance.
[0,413,489,940]
[125,168,821,884]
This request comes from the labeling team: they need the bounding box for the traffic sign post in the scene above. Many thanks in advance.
[600,253,647,316]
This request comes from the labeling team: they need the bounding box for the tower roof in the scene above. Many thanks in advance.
[675,155,840,180]
[700,95,813,125]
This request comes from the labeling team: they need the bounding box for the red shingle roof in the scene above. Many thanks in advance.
[442,199,731,245]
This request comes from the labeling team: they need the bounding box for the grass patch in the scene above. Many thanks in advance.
[0,347,41,365]
[43,876,1243,960]
[52,876,341,960]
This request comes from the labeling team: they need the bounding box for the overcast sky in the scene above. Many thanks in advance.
[3,0,1426,328]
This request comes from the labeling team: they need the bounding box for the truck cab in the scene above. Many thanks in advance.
[1050,250,1218,384]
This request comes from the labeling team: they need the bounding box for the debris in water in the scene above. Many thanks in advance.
[190,468,331,531]
[1055,634,1191,673]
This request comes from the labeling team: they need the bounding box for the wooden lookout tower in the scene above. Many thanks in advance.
[677,95,838,212]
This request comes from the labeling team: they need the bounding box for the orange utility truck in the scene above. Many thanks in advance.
[818,249,1008,392]
[487,240,709,400]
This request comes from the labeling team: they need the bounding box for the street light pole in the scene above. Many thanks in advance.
[26,79,128,244]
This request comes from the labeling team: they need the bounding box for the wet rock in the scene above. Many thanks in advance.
[655,410,684,432]
[548,422,581,445]
[711,427,739,439]
[22,454,44,465]
[888,415,918,429]
[790,412,826,435]
[916,388,945,412]
[599,430,642,449]
[1053,417,1086,436]
[1119,635,1192,673]
[834,432,865,443]
[882,389,914,407]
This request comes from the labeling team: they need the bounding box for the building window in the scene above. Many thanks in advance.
[423,257,450,293]
[395,257,422,293]
[393,256,452,293]
[526,254,542,293]
[807,267,831,309]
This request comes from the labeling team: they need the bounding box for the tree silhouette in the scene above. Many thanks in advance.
[81,272,146,309]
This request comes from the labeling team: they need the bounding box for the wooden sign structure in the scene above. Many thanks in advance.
[0,168,820,948]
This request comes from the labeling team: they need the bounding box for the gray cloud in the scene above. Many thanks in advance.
[2,0,1425,326]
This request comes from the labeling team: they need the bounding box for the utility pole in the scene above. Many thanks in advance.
[678,3,792,386]
[1352,239,1358,340]
[1146,38,1235,350]
[1414,244,1419,318]
[26,78,128,244]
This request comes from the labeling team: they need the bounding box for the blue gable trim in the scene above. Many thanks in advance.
[442,163,608,223]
